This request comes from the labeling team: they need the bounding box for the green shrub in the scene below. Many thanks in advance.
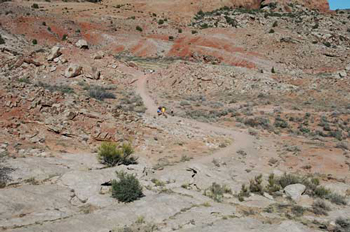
[204,182,232,202]
[272,21,278,27]
[169,36,174,41]
[32,39,37,45]
[178,28,182,33]
[136,26,143,32]
[158,19,164,25]
[47,27,52,32]
[271,67,276,73]
[62,34,68,41]
[323,42,331,47]
[238,184,250,201]
[314,186,330,198]
[97,142,137,167]
[31,3,39,8]
[0,34,5,45]
[269,29,275,33]
[274,117,288,128]
[42,22,46,26]
[191,30,198,34]
[112,171,143,203]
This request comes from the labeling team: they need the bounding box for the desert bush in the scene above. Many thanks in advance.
[249,174,264,195]
[335,217,350,232]
[31,3,39,8]
[269,29,275,33]
[274,117,288,128]
[136,26,143,32]
[204,182,232,202]
[115,92,146,114]
[37,81,74,94]
[0,34,5,45]
[312,200,330,215]
[178,28,182,33]
[87,86,115,101]
[32,39,37,45]
[272,21,278,27]
[244,117,271,130]
[277,173,303,188]
[314,186,331,198]
[62,34,68,41]
[168,36,174,41]
[291,205,305,217]
[191,30,198,34]
[238,184,250,201]
[327,193,347,205]
[323,42,331,47]
[158,19,164,25]
[112,171,143,203]
[266,174,281,194]
[97,142,137,167]
[0,165,12,188]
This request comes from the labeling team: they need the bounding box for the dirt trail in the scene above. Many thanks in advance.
[131,66,256,166]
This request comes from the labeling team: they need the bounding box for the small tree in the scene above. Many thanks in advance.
[136,26,143,32]
[112,171,143,203]
[97,142,137,167]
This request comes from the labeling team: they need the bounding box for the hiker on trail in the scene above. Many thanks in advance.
[157,106,168,118]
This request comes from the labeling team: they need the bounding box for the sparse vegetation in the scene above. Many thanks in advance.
[84,85,116,101]
[111,171,143,203]
[37,81,74,94]
[97,142,137,167]
[335,217,350,232]
[204,182,232,202]
[312,200,330,215]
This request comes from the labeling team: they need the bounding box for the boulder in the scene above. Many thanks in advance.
[47,46,61,61]
[92,51,104,59]
[75,39,89,49]
[284,184,306,202]
[338,70,347,78]
[65,64,82,78]
[86,67,100,80]
[346,64,350,72]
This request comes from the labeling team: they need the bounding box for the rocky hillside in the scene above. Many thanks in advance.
[1,0,350,232]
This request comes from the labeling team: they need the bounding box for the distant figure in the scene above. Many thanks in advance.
[157,106,167,118]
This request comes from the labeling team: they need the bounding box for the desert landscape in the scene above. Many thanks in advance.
[1,0,350,231]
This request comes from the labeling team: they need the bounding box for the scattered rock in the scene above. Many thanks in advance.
[284,184,306,202]
[338,70,347,78]
[65,64,83,78]
[75,39,89,49]
[92,51,104,59]
[47,46,61,61]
